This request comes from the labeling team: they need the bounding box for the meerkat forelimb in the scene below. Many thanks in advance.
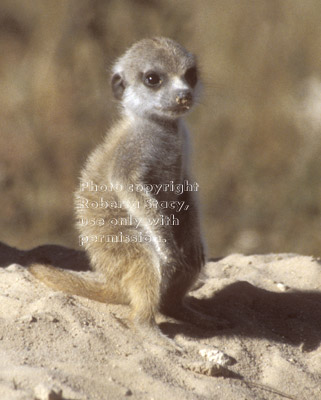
[29,37,213,342]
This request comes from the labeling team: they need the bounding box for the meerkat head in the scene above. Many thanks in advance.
[111,37,200,121]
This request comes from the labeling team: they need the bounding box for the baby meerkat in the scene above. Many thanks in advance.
[30,37,212,340]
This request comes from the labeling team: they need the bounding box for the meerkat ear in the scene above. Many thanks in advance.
[111,73,126,100]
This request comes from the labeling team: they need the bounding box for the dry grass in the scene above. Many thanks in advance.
[0,0,320,256]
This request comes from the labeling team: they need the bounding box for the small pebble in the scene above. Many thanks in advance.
[199,348,235,366]
[276,282,290,292]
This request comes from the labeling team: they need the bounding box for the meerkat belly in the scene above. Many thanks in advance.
[76,190,137,236]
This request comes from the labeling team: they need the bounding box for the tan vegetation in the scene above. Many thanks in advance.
[1,0,320,256]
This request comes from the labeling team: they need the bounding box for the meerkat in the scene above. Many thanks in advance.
[30,37,213,340]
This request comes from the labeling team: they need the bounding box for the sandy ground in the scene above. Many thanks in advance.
[0,242,321,400]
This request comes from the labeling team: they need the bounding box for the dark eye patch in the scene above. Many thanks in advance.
[184,66,198,88]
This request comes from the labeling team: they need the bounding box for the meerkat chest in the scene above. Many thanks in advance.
[142,126,187,181]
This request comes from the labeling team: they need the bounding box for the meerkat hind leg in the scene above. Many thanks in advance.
[122,255,160,324]
[122,256,182,351]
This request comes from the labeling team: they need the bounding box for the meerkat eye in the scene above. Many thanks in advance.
[143,72,162,88]
[184,66,198,88]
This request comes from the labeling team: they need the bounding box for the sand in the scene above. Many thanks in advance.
[0,243,321,400]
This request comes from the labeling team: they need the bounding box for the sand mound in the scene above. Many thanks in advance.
[0,251,321,399]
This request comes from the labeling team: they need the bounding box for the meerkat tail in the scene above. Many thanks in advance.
[29,264,127,304]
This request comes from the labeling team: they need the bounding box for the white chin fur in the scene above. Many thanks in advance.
[122,87,192,121]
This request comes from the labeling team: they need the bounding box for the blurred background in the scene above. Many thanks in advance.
[1,0,320,257]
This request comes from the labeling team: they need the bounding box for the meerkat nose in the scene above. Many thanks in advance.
[176,91,193,106]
